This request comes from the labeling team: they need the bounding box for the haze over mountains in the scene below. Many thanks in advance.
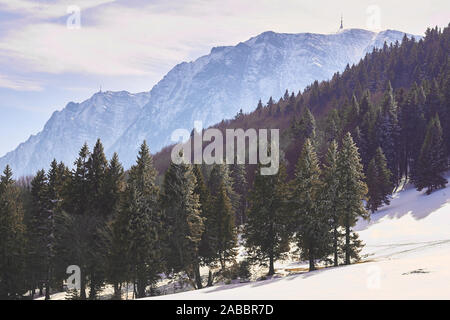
[1,28,418,177]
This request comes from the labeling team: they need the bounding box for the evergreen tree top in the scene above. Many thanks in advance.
[79,142,90,159]
[109,153,123,171]
[324,140,338,169]
[295,139,321,184]
[130,141,158,196]
[423,114,444,148]
[88,139,108,173]
[382,81,398,115]
[1,165,14,187]
[351,94,360,115]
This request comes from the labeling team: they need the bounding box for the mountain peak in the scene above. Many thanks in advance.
[0,28,419,177]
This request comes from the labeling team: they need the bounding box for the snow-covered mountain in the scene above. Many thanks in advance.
[1,29,417,176]
[111,29,416,166]
[0,91,150,176]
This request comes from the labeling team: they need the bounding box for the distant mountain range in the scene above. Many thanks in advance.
[0,28,419,177]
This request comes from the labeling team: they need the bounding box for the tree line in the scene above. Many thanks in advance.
[0,129,372,299]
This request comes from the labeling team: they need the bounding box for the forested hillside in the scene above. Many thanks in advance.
[0,24,448,300]
[155,25,449,184]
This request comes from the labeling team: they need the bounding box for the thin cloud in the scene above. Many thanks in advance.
[0,0,448,84]
[0,0,116,19]
[0,74,43,91]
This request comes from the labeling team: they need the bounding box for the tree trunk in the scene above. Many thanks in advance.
[268,253,275,276]
[207,269,214,287]
[219,251,226,271]
[136,280,146,298]
[194,263,203,289]
[309,248,316,271]
[333,224,338,267]
[89,282,96,300]
[113,282,120,300]
[45,282,50,300]
[80,276,86,300]
[345,221,351,265]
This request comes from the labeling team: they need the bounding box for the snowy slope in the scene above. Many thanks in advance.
[147,181,450,300]
[112,29,417,167]
[0,91,150,177]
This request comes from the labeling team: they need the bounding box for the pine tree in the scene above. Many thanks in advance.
[28,170,53,299]
[256,99,263,115]
[206,164,237,271]
[196,167,221,287]
[412,115,448,194]
[208,164,236,201]
[104,153,125,216]
[124,185,162,298]
[244,163,290,275]
[400,83,427,178]
[289,107,317,177]
[324,109,340,143]
[87,139,109,217]
[345,94,360,127]
[105,153,126,299]
[425,79,444,122]
[161,155,204,289]
[294,107,316,141]
[366,148,393,213]
[320,141,343,266]
[212,182,237,271]
[109,201,129,299]
[292,139,331,271]
[192,165,210,289]
[63,143,91,299]
[48,160,70,294]
[358,92,377,168]
[0,166,27,299]
[68,143,90,216]
[375,82,401,186]
[336,133,368,265]
[359,90,371,117]
[230,163,248,225]
[86,139,109,299]
[125,141,162,298]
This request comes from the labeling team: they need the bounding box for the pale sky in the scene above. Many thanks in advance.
[0,0,449,156]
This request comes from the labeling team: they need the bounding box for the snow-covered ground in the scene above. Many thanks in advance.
[39,180,450,300]
[147,182,450,300]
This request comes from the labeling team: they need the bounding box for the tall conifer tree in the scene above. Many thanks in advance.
[320,141,342,266]
[0,166,27,299]
[125,141,162,298]
[337,133,368,265]
[292,139,330,271]
[161,155,204,288]
[244,163,290,275]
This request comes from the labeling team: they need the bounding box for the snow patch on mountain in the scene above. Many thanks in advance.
[1,29,418,176]
[0,91,150,176]
[111,29,417,167]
